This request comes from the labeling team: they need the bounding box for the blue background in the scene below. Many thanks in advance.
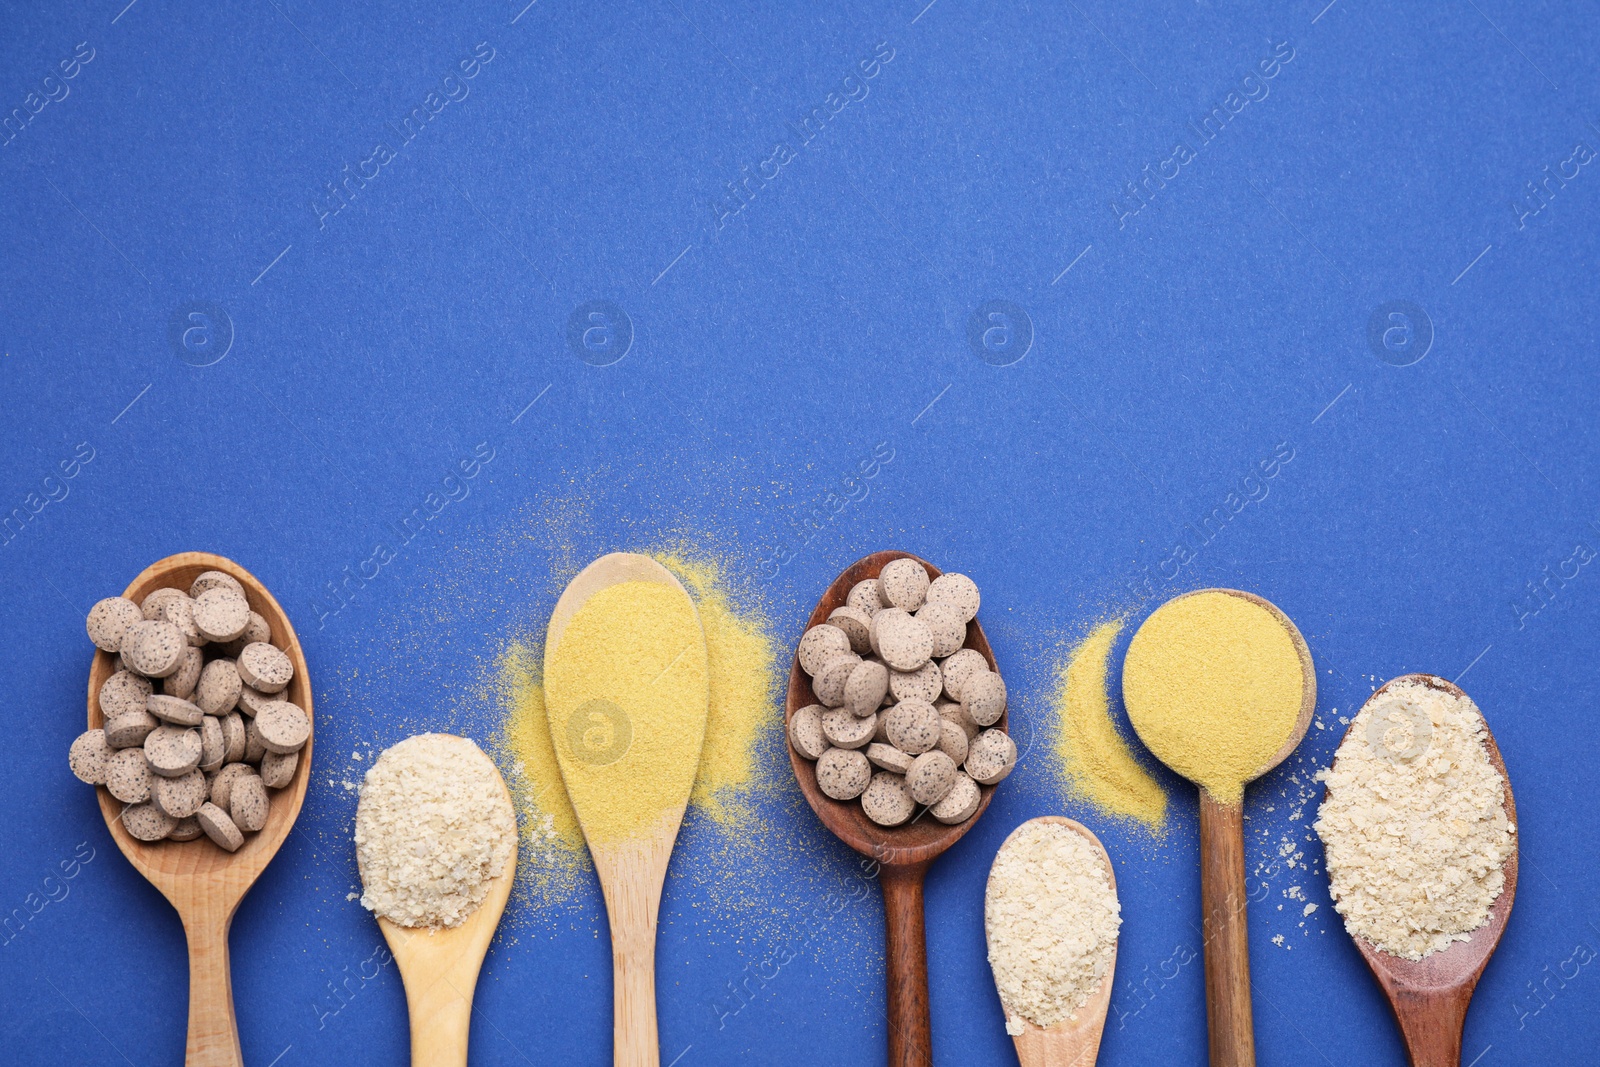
[3,0,1598,1063]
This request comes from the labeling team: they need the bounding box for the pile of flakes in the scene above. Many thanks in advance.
[985,821,1121,1033]
[1314,678,1514,961]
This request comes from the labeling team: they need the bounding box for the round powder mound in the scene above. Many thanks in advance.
[355,733,517,930]
[986,821,1121,1034]
[1314,678,1515,961]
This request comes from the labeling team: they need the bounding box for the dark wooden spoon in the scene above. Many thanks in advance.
[1326,674,1518,1067]
[785,550,1007,1067]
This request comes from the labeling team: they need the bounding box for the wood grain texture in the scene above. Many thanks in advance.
[785,550,1008,1067]
[86,551,313,1067]
[1330,674,1519,1067]
[994,817,1119,1067]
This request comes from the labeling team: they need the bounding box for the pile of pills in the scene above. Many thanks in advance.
[69,570,310,851]
[789,558,1016,827]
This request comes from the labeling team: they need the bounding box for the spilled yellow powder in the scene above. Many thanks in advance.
[1055,619,1167,830]
[544,580,710,843]
[1122,591,1307,804]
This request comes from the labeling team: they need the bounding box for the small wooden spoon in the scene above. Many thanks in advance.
[988,816,1119,1067]
[1328,674,1518,1067]
[375,754,517,1067]
[545,552,710,1067]
[785,550,1008,1067]
[1122,588,1315,1067]
[86,551,313,1067]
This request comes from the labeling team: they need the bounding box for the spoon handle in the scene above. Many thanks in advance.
[1199,791,1255,1067]
[881,863,933,1067]
[1390,988,1467,1067]
[181,903,243,1067]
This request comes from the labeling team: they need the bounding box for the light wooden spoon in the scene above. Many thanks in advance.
[374,753,517,1067]
[988,816,1119,1067]
[86,552,313,1067]
[1329,674,1518,1067]
[545,552,710,1067]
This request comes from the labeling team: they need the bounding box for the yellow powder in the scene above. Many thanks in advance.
[1054,619,1167,830]
[544,580,710,843]
[1121,590,1306,804]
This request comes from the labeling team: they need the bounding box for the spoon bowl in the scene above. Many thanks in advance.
[786,550,1007,1067]
[1329,674,1517,1067]
[87,551,313,1067]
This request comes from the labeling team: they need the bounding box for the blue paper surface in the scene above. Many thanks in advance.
[3,1,1598,1063]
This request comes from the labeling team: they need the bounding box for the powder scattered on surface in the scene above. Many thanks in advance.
[1122,591,1306,804]
[1314,678,1514,961]
[1054,619,1167,830]
[354,733,517,929]
[985,821,1121,1034]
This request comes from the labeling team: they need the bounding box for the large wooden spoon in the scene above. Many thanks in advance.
[375,753,517,1067]
[86,551,313,1067]
[785,550,1007,1067]
[1328,674,1518,1067]
[988,816,1119,1067]
[545,552,710,1067]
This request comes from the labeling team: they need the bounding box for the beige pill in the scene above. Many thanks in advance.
[69,730,111,785]
[938,700,979,742]
[229,774,269,832]
[965,729,1017,785]
[244,717,267,763]
[797,624,851,677]
[98,670,153,719]
[124,620,186,678]
[879,558,931,611]
[259,749,298,788]
[885,699,941,755]
[147,694,204,727]
[889,660,942,704]
[167,815,203,841]
[255,701,310,754]
[193,588,249,642]
[86,597,143,653]
[106,747,152,803]
[199,716,225,772]
[871,609,934,673]
[821,706,875,750]
[827,606,874,654]
[865,742,914,774]
[844,659,890,717]
[907,750,958,805]
[930,771,981,824]
[938,719,970,765]
[145,724,202,777]
[122,801,177,842]
[926,572,980,623]
[163,647,203,700]
[237,684,279,718]
[220,611,271,657]
[161,595,206,647]
[190,570,245,600]
[140,587,186,621]
[813,652,861,707]
[210,762,254,810]
[872,713,891,743]
[816,748,872,800]
[104,710,160,750]
[237,642,293,693]
[846,578,885,615]
[961,671,1007,727]
[152,768,209,819]
[788,705,829,760]
[861,771,915,826]
[221,712,247,763]
[196,802,244,851]
[916,601,967,659]
[940,648,988,702]
[195,659,242,716]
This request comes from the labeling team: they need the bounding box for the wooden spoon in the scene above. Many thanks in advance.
[1327,674,1518,1067]
[545,552,710,1067]
[987,816,1119,1067]
[1122,588,1314,1067]
[86,551,313,1067]
[374,752,517,1067]
[785,550,1008,1067]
